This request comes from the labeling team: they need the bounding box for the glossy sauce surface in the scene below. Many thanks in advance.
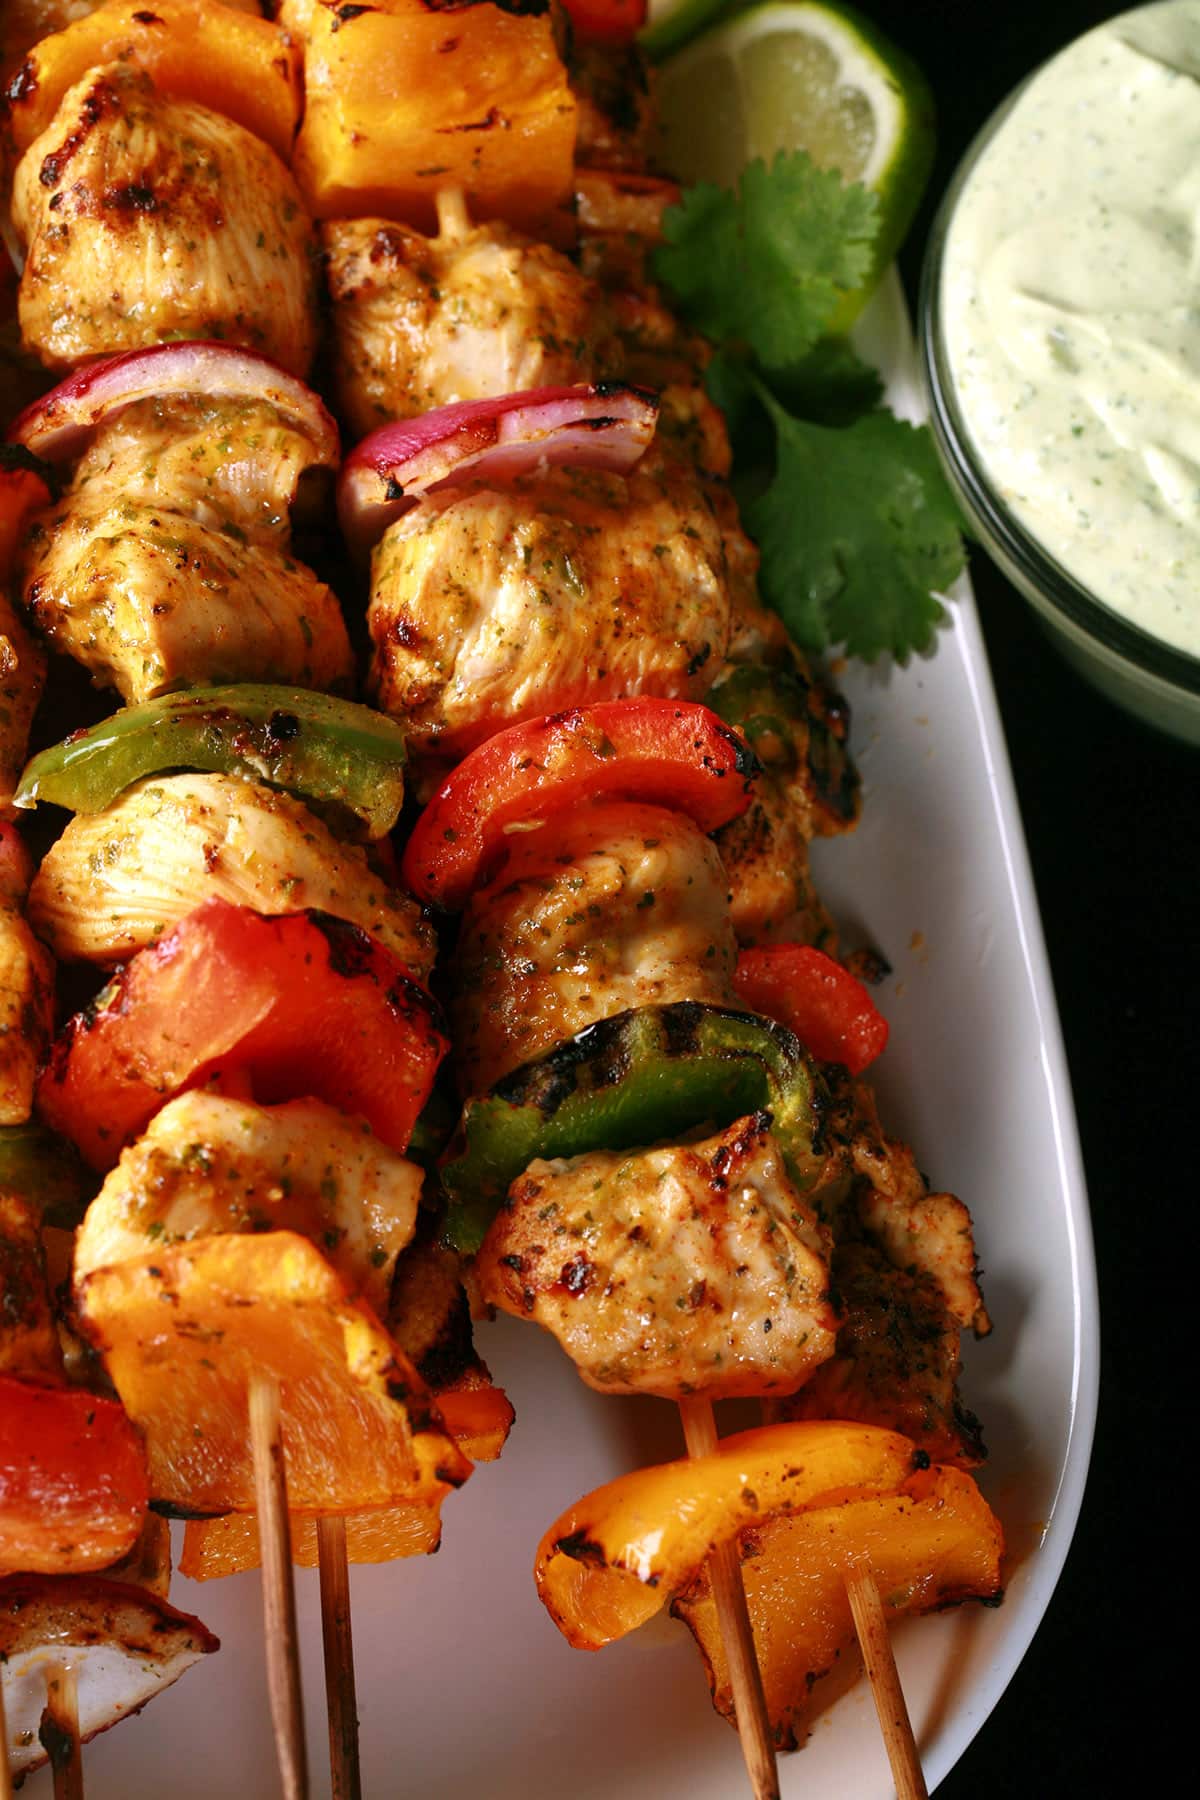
[941,0,1200,656]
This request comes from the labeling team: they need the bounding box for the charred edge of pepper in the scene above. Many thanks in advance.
[552,1529,607,1567]
[442,1003,831,1251]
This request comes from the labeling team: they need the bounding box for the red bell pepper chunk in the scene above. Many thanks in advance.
[0,1374,148,1574]
[733,944,889,1076]
[37,899,448,1171]
[560,0,647,43]
[402,698,759,910]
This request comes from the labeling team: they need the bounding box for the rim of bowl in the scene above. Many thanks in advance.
[918,85,1200,701]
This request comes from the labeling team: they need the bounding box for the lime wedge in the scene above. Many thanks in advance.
[654,1,935,324]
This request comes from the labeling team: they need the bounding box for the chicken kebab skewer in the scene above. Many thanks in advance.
[1,8,521,1767]
[336,360,999,1789]
[0,2,432,1783]
[309,14,993,1778]
[5,342,531,1797]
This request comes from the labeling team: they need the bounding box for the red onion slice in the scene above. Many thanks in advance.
[8,342,340,468]
[338,382,658,553]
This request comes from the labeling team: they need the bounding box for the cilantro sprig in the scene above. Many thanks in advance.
[652,151,967,662]
[655,154,879,375]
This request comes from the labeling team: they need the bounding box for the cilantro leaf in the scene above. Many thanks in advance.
[654,152,879,374]
[770,337,884,426]
[746,392,967,660]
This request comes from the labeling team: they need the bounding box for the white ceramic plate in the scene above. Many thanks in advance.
[31,273,1098,1798]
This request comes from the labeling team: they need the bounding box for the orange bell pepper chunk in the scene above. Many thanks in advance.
[178,1359,513,1578]
[535,1421,925,1650]
[180,1500,443,1581]
[290,0,576,235]
[0,1373,148,1575]
[675,1463,1005,1748]
[77,1230,472,1516]
[434,1364,515,1465]
[5,0,302,164]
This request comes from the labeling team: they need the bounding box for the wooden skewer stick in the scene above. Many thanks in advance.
[39,1663,83,1800]
[435,185,471,242]
[249,1372,310,1800]
[845,1567,928,1800]
[678,1397,780,1800]
[316,1514,362,1800]
[0,1665,15,1800]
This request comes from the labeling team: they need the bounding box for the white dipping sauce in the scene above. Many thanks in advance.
[940,1,1200,658]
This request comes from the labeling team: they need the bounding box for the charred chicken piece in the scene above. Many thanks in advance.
[12,63,319,374]
[323,211,618,437]
[837,1077,989,1337]
[476,1111,836,1400]
[771,1239,986,1468]
[74,1089,423,1321]
[0,1572,218,1781]
[451,800,738,1097]
[368,460,730,764]
[710,652,861,950]
[574,169,681,291]
[28,771,436,975]
[17,391,352,706]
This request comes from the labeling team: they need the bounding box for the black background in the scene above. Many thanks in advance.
[887,2,1192,1792]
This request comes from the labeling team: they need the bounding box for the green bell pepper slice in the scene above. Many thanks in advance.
[14,685,409,841]
[441,1001,834,1253]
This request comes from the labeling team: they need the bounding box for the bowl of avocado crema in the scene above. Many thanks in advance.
[920,0,1200,743]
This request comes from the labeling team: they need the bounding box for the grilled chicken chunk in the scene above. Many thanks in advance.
[369,460,730,762]
[710,646,861,949]
[63,394,332,550]
[0,1572,218,1781]
[0,826,54,1125]
[845,1080,989,1336]
[716,779,839,952]
[451,801,738,1095]
[74,1090,422,1319]
[772,1240,986,1467]
[574,169,680,291]
[28,772,436,975]
[12,63,318,374]
[476,1112,836,1400]
[18,393,353,704]
[22,502,351,704]
[324,213,616,437]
